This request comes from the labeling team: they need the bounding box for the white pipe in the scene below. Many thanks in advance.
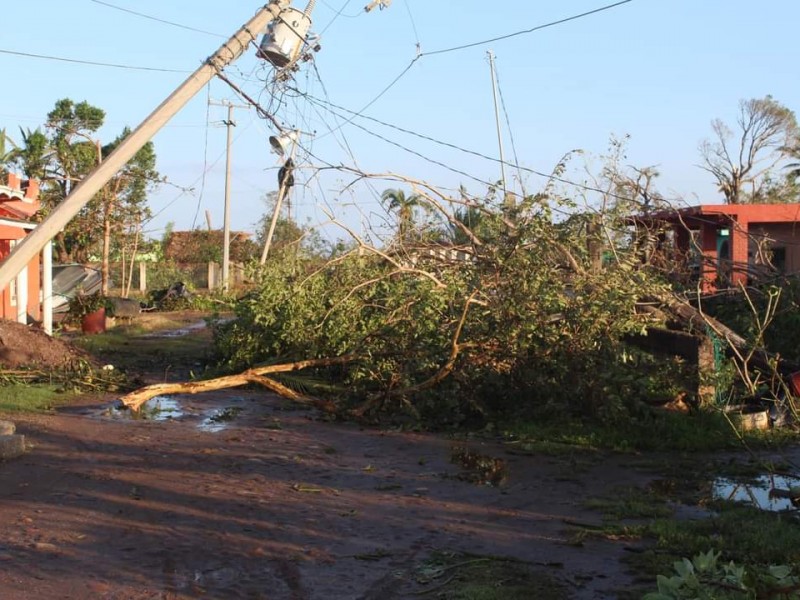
[42,241,53,335]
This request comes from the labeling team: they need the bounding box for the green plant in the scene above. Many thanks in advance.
[66,291,114,322]
[644,550,800,600]
[644,551,750,599]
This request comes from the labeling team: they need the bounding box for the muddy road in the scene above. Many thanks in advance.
[0,315,683,599]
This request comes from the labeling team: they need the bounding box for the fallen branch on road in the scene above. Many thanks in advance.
[119,355,356,412]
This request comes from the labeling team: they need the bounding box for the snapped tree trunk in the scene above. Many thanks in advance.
[119,355,356,412]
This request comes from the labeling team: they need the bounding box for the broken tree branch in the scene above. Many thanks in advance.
[352,290,477,418]
[119,355,355,411]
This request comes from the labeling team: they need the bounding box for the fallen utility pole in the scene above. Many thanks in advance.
[0,0,291,293]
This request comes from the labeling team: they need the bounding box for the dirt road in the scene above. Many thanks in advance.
[0,387,655,599]
[0,315,657,599]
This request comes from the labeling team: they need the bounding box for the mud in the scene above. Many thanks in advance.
[0,389,655,599]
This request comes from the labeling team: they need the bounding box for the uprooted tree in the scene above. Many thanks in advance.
[124,148,701,423]
[121,143,798,425]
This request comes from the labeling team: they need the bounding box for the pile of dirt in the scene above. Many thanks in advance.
[0,320,92,370]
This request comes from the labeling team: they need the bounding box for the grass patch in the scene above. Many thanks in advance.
[413,552,567,599]
[581,501,800,585]
[648,502,800,566]
[503,409,798,453]
[0,384,72,413]
[584,487,674,520]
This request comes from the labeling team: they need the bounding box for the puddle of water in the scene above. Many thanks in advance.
[141,321,208,339]
[713,475,800,512]
[450,446,508,487]
[198,407,243,433]
[103,396,184,421]
[138,396,185,421]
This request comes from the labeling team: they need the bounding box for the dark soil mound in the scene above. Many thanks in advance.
[0,320,91,369]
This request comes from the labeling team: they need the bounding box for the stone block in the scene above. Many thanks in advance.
[0,420,14,435]
[0,434,26,460]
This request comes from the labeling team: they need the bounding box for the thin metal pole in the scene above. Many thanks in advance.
[222,104,231,292]
[210,99,247,291]
[0,0,290,293]
[487,50,508,205]
[222,104,233,292]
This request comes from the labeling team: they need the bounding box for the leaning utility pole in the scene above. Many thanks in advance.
[209,99,248,292]
[487,50,509,205]
[0,0,299,293]
[259,139,297,264]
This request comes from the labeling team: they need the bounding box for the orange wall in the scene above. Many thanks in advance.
[0,226,40,322]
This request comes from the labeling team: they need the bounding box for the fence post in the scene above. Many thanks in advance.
[208,262,218,290]
[139,262,147,293]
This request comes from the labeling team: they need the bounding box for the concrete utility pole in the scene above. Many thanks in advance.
[487,50,508,205]
[209,99,248,292]
[0,0,294,293]
[260,133,299,264]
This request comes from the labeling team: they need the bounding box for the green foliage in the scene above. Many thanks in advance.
[705,282,800,365]
[145,261,188,292]
[254,191,329,261]
[644,550,800,600]
[0,127,17,177]
[12,98,159,264]
[381,188,432,243]
[215,176,673,425]
[584,487,673,520]
[644,551,750,600]
[66,291,115,321]
[504,409,746,453]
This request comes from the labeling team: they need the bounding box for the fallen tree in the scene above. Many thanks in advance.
[118,151,797,424]
[119,355,355,412]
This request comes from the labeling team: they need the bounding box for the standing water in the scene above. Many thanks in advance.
[713,475,800,511]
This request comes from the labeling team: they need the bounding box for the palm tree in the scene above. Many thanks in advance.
[0,128,18,179]
[447,205,488,246]
[381,188,427,242]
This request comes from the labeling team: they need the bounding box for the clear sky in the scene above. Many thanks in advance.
[1,0,798,244]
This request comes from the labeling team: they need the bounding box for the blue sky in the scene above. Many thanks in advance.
[1,0,798,244]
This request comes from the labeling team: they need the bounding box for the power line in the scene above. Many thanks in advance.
[313,0,637,140]
[313,57,420,140]
[424,0,635,56]
[296,89,639,202]
[493,56,525,195]
[0,47,189,73]
[402,0,421,49]
[88,0,225,37]
[319,0,355,36]
[319,0,364,18]
[191,84,214,230]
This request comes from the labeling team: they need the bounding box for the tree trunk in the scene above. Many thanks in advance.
[119,355,355,411]
[101,202,111,295]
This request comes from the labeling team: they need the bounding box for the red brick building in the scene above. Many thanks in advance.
[647,203,800,292]
[0,173,42,322]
